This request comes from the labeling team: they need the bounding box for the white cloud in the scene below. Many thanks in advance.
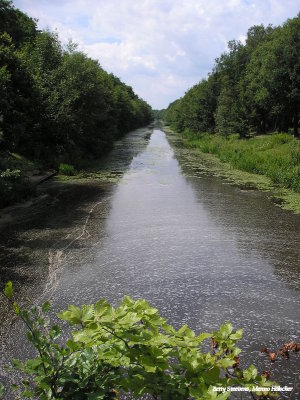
[13,0,300,108]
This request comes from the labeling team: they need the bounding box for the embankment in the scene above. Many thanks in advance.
[164,126,300,214]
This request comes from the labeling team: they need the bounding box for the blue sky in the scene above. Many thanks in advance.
[13,0,300,109]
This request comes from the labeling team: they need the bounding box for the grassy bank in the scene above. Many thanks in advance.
[164,126,300,213]
[182,130,300,192]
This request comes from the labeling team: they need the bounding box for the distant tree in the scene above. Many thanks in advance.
[152,109,166,119]
[163,98,184,131]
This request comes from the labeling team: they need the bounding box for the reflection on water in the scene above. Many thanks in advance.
[1,128,300,396]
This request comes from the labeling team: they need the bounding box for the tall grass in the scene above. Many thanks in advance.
[182,131,300,192]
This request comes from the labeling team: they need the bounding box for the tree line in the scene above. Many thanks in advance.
[0,0,153,167]
[163,14,300,138]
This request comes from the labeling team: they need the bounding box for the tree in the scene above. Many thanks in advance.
[164,14,300,138]
[0,2,152,166]
[278,15,300,137]
[0,32,41,156]
[214,40,249,137]
[0,0,37,47]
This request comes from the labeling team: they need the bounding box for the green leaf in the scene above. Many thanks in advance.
[4,281,13,299]
[95,299,111,317]
[140,356,157,373]
[198,332,212,343]
[66,339,80,351]
[219,322,233,339]
[49,324,61,339]
[202,366,220,383]
[57,305,82,324]
[122,295,135,306]
[13,301,20,315]
[243,365,258,381]
[216,391,231,399]
[81,304,95,323]
[229,329,243,341]
[12,358,25,371]
[189,385,204,398]
[26,359,43,371]
[42,301,50,313]
[0,383,4,399]
[21,389,34,398]
[162,323,175,335]
[118,312,140,326]
[177,325,195,338]
[218,358,235,369]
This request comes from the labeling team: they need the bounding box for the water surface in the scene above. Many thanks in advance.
[55,129,300,391]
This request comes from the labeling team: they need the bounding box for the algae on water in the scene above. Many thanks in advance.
[164,126,300,214]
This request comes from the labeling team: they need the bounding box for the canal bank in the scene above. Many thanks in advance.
[164,125,300,214]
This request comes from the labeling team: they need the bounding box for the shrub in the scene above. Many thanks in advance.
[0,169,35,208]
[59,163,76,176]
[1,282,281,400]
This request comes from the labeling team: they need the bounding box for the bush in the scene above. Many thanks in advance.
[0,169,35,208]
[59,163,76,176]
[1,282,281,400]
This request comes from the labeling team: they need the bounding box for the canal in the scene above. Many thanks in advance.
[1,127,299,397]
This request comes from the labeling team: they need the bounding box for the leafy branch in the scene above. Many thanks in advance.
[1,282,298,399]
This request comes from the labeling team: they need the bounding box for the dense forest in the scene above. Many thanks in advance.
[163,14,300,138]
[0,0,152,207]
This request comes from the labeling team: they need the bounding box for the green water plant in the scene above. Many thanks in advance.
[1,282,279,399]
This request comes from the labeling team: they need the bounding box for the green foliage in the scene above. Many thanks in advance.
[152,109,165,120]
[4,280,13,298]
[59,163,76,176]
[0,31,42,157]
[0,1,152,208]
[0,167,35,208]
[3,283,278,400]
[163,14,300,138]
[182,131,300,192]
[0,0,37,47]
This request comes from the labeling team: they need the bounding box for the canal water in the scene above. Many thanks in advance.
[1,127,300,397]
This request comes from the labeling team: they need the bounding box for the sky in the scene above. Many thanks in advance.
[13,0,300,109]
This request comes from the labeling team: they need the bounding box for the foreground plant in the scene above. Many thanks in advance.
[1,282,280,399]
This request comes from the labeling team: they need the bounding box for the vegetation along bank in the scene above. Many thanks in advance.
[0,0,153,208]
[160,13,300,212]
